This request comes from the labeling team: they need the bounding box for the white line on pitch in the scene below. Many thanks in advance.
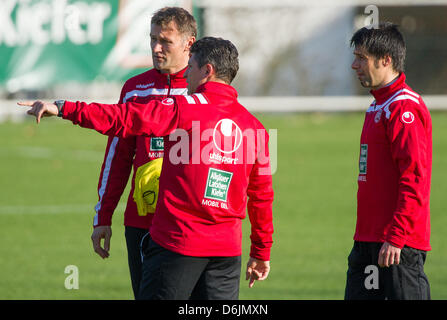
[0,146,104,162]
[0,203,126,215]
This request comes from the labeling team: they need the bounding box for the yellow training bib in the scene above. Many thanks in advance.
[133,158,163,216]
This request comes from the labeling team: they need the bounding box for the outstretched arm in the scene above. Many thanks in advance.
[18,99,179,138]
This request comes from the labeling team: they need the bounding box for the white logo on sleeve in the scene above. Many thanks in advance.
[213,119,243,154]
[401,111,415,124]
[162,98,174,105]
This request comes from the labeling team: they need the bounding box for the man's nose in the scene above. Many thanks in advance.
[351,59,358,70]
[152,41,162,52]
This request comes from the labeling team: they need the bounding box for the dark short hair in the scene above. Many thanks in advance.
[190,37,239,84]
[350,22,406,72]
[151,7,197,38]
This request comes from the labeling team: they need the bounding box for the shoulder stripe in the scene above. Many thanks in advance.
[402,88,420,99]
[194,93,208,104]
[124,88,167,102]
[185,95,196,104]
[94,136,119,226]
[374,89,404,110]
[123,87,188,102]
[367,88,420,113]
[384,94,420,119]
[170,88,188,95]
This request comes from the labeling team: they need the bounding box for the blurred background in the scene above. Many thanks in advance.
[0,0,446,115]
[0,0,446,300]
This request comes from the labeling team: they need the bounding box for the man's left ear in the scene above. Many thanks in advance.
[185,37,196,51]
[382,55,392,67]
[205,63,214,77]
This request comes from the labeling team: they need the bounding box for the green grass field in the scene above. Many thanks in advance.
[0,111,446,300]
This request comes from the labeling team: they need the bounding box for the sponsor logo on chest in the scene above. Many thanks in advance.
[359,144,368,178]
[148,137,164,158]
[150,137,164,151]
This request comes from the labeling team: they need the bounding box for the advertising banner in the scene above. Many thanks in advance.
[0,0,192,91]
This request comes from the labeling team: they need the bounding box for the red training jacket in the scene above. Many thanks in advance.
[355,73,432,251]
[93,68,188,229]
[63,81,274,261]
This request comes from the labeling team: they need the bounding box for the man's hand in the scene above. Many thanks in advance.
[246,257,270,288]
[378,241,401,267]
[91,226,112,259]
[17,100,58,123]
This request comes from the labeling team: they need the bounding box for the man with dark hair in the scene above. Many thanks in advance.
[20,37,274,300]
[345,22,432,300]
[188,37,239,84]
[350,21,406,74]
[90,6,196,299]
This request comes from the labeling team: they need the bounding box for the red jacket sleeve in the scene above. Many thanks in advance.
[62,100,179,138]
[93,84,136,227]
[247,129,274,261]
[385,101,431,248]
[94,135,135,226]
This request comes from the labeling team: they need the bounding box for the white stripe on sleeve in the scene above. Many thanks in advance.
[384,94,420,119]
[94,136,119,226]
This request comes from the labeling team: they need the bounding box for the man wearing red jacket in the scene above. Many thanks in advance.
[345,23,432,299]
[91,7,196,299]
[21,37,274,300]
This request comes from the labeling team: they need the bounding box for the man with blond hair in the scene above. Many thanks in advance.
[91,7,196,299]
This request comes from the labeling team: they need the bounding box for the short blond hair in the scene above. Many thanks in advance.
[151,7,197,38]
